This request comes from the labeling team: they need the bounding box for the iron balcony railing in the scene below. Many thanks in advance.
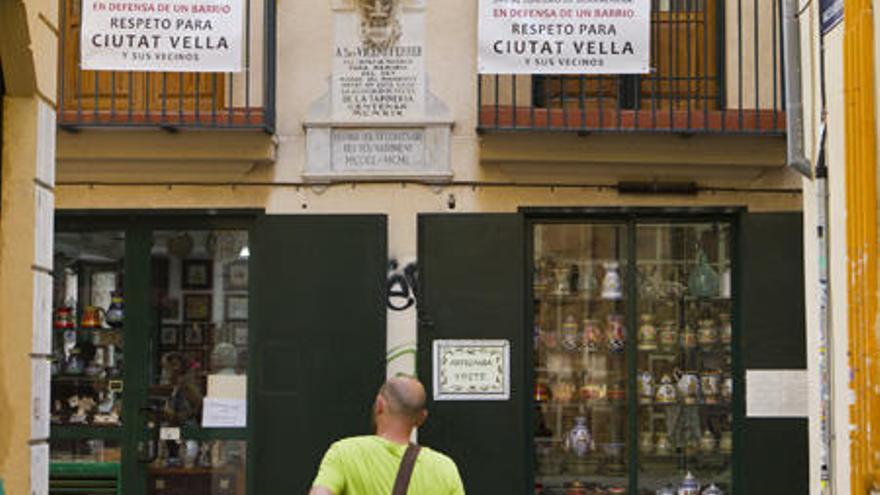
[58,0,275,130]
[478,0,785,135]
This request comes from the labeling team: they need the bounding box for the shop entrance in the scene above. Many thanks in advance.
[417,210,807,495]
[49,213,387,495]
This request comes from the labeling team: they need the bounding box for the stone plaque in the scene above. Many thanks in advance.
[332,129,425,171]
[332,0,425,121]
[433,340,510,401]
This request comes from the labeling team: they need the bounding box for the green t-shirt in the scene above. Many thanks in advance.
[312,436,465,495]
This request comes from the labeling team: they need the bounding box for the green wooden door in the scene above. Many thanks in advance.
[416,214,529,494]
[252,215,388,495]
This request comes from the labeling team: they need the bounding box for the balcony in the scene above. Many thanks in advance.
[57,0,274,130]
[478,0,785,135]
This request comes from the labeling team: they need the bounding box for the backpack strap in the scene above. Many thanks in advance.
[391,443,421,495]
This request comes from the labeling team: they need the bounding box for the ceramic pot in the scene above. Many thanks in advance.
[719,431,733,453]
[655,432,673,455]
[552,379,576,403]
[719,314,732,345]
[699,430,717,454]
[534,382,551,403]
[54,306,75,329]
[553,267,571,296]
[721,375,733,403]
[676,371,700,405]
[677,472,700,495]
[697,319,717,347]
[659,321,678,352]
[655,374,677,404]
[578,262,598,294]
[582,319,603,351]
[703,484,725,495]
[701,370,722,404]
[639,432,655,454]
[81,306,104,329]
[601,261,623,300]
[638,314,658,351]
[561,315,580,351]
[681,326,697,350]
[580,383,606,401]
[606,315,626,353]
[565,416,593,457]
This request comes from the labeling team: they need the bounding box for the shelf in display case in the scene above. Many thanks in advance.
[536,293,627,304]
[540,400,629,410]
[54,327,124,333]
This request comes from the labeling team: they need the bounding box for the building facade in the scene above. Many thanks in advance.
[798,1,880,494]
[0,0,59,493]
[2,0,812,494]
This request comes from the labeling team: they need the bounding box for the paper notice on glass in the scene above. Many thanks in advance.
[202,397,247,427]
[207,374,247,399]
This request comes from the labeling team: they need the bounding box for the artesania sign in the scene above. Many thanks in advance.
[478,0,651,74]
[80,0,244,72]
[433,340,510,401]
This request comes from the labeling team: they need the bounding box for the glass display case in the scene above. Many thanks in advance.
[52,231,126,428]
[532,219,736,495]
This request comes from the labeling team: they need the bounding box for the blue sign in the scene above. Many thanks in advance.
[821,0,844,35]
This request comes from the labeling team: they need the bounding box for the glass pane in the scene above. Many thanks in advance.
[52,231,126,427]
[635,223,733,495]
[533,223,630,494]
[50,438,122,463]
[148,230,248,494]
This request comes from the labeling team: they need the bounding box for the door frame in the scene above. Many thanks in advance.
[521,206,745,495]
[53,209,260,495]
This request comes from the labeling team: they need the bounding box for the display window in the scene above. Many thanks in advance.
[532,219,736,495]
[50,219,252,495]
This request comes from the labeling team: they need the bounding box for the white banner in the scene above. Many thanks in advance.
[80,0,244,72]
[478,0,651,74]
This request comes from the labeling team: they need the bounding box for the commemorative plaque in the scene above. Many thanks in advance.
[304,0,452,181]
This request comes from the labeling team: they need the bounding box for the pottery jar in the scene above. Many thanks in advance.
[561,315,580,351]
[655,374,677,404]
[601,261,624,300]
[676,371,700,405]
[659,321,678,352]
[697,319,717,347]
[606,314,626,353]
[699,430,717,454]
[701,370,722,405]
[582,318,604,351]
[565,416,593,457]
[638,314,658,351]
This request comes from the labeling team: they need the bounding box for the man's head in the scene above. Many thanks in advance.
[372,376,428,431]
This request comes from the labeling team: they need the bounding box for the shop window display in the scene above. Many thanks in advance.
[533,221,734,495]
[148,230,249,494]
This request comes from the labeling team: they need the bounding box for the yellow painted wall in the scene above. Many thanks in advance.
[0,0,58,492]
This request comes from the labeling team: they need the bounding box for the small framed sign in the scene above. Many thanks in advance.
[433,339,510,401]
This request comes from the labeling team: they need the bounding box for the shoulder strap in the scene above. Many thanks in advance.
[391,443,421,495]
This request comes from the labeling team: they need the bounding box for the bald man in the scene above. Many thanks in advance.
[309,377,465,495]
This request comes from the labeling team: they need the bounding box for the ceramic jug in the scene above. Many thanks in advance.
[105,292,124,328]
[688,250,719,298]
[677,472,700,495]
[565,416,592,457]
[81,306,104,329]
[553,267,571,296]
[601,261,623,300]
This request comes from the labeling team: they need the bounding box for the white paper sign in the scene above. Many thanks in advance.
[433,340,510,401]
[202,397,247,427]
[80,0,244,72]
[746,369,808,417]
[478,0,651,74]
